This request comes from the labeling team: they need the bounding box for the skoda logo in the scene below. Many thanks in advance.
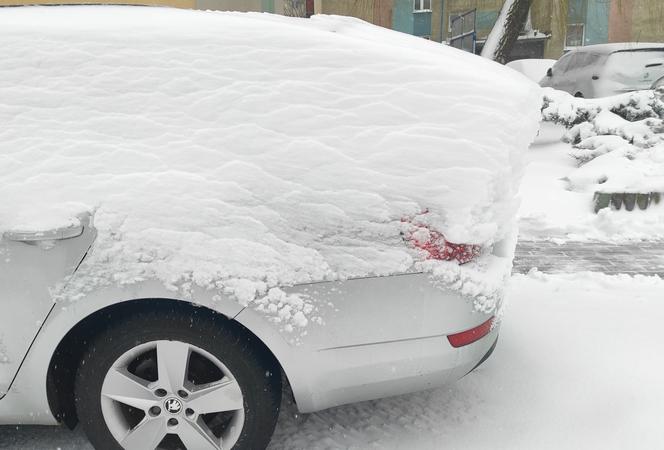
[164,398,183,414]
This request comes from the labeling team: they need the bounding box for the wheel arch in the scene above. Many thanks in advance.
[46,298,288,429]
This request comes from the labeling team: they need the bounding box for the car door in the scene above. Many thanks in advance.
[0,213,96,397]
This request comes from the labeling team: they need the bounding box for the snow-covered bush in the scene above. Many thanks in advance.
[0,6,541,325]
[542,87,664,129]
[541,88,664,196]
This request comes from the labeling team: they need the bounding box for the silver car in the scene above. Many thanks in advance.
[540,43,664,98]
[0,212,498,449]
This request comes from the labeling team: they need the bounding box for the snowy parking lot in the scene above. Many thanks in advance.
[2,271,663,449]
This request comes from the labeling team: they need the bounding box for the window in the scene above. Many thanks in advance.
[448,10,476,53]
[565,23,585,48]
[414,0,431,12]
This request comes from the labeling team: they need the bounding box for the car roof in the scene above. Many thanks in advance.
[571,42,664,55]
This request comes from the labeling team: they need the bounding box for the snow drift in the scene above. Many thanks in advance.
[0,6,541,324]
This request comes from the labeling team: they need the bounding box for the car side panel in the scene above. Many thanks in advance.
[0,215,96,398]
[0,280,244,425]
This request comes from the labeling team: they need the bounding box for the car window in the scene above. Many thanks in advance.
[607,49,664,70]
[604,49,664,83]
[566,53,582,71]
[553,52,573,74]
[576,52,602,68]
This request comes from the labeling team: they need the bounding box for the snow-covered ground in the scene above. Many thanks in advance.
[2,271,662,449]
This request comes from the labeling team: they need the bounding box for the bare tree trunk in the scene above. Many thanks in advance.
[481,0,533,64]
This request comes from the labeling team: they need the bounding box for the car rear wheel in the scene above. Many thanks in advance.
[74,309,281,450]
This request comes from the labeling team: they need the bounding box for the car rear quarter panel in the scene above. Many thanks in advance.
[235,273,494,412]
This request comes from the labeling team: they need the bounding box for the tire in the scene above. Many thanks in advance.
[74,308,281,450]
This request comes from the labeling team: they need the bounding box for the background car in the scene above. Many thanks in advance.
[540,43,664,98]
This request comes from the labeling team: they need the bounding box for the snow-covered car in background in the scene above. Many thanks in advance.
[540,43,664,98]
[0,6,540,450]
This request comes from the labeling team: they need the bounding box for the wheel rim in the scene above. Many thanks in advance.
[100,340,245,450]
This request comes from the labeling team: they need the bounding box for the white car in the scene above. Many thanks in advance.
[0,6,540,450]
[540,43,664,98]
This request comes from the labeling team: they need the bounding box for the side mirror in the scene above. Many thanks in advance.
[546,67,553,77]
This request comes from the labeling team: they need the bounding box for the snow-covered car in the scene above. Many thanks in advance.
[540,43,664,98]
[506,58,557,83]
[0,6,540,450]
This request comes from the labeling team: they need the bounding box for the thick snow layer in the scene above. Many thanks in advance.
[0,6,540,319]
[4,272,663,449]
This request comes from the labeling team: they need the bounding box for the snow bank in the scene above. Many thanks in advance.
[0,6,541,323]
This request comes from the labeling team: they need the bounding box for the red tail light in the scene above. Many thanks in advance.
[447,317,494,348]
[401,212,481,264]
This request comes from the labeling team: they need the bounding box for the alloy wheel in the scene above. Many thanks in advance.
[100,340,245,450]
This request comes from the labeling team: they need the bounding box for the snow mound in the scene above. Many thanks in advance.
[0,6,541,324]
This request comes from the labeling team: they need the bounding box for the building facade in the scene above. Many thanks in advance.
[436,0,664,59]
[1,0,662,59]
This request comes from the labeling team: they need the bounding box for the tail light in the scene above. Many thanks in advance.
[447,317,494,348]
[401,211,481,264]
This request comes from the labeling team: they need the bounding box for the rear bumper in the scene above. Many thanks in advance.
[467,332,499,375]
[294,323,500,412]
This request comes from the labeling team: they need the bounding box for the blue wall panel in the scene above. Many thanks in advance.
[413,11,432,36]
[585,0,610,45]
[392,0,414,34]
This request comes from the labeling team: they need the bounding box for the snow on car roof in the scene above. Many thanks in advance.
[570,42,664,54]
[0,6,541,328]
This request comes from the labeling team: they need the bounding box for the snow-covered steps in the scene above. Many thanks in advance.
[593,191,662,213]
